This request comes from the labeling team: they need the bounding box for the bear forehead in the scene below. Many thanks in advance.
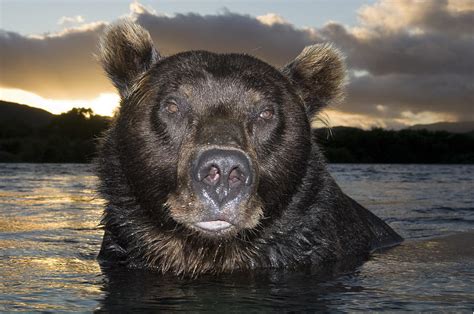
[176,80,265,108]
[150,51,289,90]
[158,50,283,76]
[143,51,293,109]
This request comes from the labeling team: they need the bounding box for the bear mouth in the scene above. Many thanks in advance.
[193,220,233,232]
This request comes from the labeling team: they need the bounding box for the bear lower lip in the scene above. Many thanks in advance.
[194,220,232,231]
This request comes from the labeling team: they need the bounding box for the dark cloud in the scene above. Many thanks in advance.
[0,0,473,126]
[341,73,474,119]
[319,0,474,122]
[138,11,316,66]
[419,3,474,35]
[0,11,319,99]
[320,23,474,76]
[0,25,110,99]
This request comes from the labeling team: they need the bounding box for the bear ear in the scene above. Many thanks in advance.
[282,44,346,117]
[99,19,160,98]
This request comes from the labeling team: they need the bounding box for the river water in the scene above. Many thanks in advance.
[0,163,473,311]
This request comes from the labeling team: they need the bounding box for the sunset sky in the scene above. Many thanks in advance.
[1,0,473,129]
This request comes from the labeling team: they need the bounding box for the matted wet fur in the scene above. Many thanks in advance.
[96,19,402,277]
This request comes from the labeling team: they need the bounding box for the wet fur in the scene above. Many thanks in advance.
[96,20,402,276]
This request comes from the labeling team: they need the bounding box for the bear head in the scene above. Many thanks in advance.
[97,20,345,273]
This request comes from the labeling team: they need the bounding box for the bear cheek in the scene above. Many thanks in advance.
[239,196,264,230]
[254,112,309,213]
[165,192,202,225]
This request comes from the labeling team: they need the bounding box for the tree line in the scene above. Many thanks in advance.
[0,108,109,163]
[0,107,473,163]
[314,127,474,164]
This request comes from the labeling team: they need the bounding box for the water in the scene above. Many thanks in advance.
[0,163,473,311]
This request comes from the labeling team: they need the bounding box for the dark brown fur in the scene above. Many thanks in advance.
[96,20,402,276]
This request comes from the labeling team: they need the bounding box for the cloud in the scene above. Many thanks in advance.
[0,8,318,100]
[58,15,85,26]
[320,0,474,122]
[321,22,474,76]
[135,10,316,65]
[0,0,473,127]
[357,0,474,36]
[129,0,157,16]
[341,72,474,118]
[0,23,109,99]
[256,13,290,26]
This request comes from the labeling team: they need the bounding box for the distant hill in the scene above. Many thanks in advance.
[408,121,474,133]
[0,103,110,163]
[0,100,54,127]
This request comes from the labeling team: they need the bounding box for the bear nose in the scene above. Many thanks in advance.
[192,148,254,208]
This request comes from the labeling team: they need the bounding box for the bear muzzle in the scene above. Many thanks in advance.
[191,148,255,231]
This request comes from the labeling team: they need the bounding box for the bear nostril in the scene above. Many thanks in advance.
[228,167,244,188]
[203,166,220,185]
[192,148,254,207]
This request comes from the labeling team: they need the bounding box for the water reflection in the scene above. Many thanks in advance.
[1,256,102,311]
[96,233,474,311]
[97,266,351,312]
[0,164,104,311]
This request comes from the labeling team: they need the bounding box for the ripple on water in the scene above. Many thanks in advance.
[1,163,473,311]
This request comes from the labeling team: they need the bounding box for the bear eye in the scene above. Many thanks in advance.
[165,101,179,114]
[259,109,274,120]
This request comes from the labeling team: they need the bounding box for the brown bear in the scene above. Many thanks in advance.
[96,20,402,276]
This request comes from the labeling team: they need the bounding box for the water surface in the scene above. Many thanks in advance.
[0,163,473,311]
